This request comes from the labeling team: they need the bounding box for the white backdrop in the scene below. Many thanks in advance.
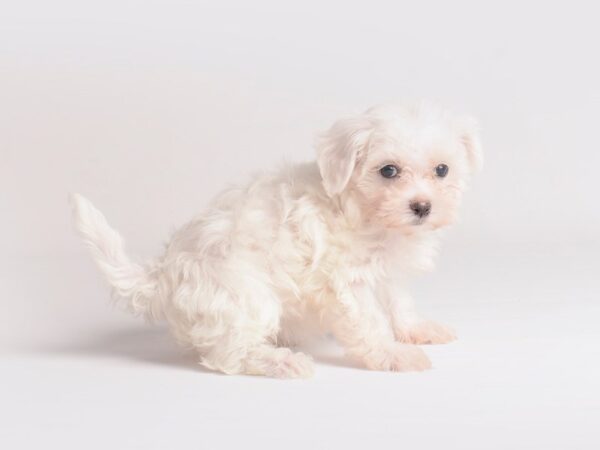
[1,1,599,449]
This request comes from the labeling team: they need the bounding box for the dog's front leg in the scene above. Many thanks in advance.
[326,281,431,372]
[388,287,457,345]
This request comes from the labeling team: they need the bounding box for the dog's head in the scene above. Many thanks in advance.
[316,103,482,231]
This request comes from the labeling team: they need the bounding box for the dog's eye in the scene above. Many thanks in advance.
[380,164,400,178]
[435,164,449,178]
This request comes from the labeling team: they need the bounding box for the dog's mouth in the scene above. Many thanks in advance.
[411,217,428,226]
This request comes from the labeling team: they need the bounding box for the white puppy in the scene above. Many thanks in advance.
[71,103,482,378]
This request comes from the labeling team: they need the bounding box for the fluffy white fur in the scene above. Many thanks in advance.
[71,103,482,378]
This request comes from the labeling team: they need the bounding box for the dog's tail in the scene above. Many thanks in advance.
[69,193,162,319]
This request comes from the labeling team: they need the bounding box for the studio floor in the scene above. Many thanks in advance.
[2,241,599,449]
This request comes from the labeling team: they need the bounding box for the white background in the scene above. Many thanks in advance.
[1,1,599,449]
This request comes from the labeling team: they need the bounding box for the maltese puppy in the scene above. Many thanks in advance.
[71,103,482,378]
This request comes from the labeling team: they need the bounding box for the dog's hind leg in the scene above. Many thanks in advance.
[242,345,314,378]
[183,286,314,378]
[194,327,314,378]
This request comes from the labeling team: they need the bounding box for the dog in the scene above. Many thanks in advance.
[71,103,482,378]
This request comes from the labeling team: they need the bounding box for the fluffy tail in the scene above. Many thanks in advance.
[69,193,161,319]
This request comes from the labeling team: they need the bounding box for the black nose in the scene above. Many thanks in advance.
[410,201,431,218]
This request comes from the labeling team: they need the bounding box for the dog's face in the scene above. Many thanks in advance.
[317,104,482,232]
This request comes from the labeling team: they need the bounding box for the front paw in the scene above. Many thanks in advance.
[395,320,457,345]
[361,343,432,372]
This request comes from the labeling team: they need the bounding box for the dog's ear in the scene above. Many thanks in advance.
[316,115,374,197]
[456,116,483,173]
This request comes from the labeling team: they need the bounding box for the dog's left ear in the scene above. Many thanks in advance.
[316,115,374,197]
[457,116,483,173]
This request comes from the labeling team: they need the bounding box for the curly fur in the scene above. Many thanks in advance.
[71,103,482,378]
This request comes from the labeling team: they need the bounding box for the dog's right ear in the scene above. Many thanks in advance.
[315,115,374,197]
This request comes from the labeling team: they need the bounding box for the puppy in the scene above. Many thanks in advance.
[71,103,482,378]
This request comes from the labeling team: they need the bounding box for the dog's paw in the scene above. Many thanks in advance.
[265,351,315,379]
[362,343,432,372]
[395,320,457,345]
